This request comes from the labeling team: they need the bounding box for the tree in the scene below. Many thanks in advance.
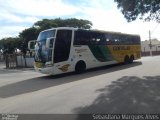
[114,0,160,22]
[0,37,22,54]
[19,18,93,54]
[19,27,39,42]
[34,18,93,31]
[19,27,40,54]
[0,18,93,55]
[20,18,92,42]
[63,18,93,29]
[34,19,58,31]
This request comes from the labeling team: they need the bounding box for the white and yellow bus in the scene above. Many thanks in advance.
[28,27,141,75]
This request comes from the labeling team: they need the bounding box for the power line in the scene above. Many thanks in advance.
[151,23,159,35]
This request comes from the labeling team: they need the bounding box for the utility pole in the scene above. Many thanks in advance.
[149,30,152,56]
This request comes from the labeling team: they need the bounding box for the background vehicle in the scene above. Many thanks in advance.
[28,27,141,75]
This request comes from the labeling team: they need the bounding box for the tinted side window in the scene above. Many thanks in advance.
[74,31,106,45]
[54,30,72,63]
[89,32,106,45]
[132,36,141,44]
[105,34,140,45]
[105,33,120,45]
[121,36,140,45]
[74,30,90,45]
[74,31,140,45]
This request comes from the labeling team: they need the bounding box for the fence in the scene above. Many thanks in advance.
[16,55,34,67]
[5,53,34,69]
[3,51,160,68]
[141,51,160,57]
[0,53,4,62]
[5,54,17,68]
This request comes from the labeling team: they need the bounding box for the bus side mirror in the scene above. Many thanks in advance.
[46,37,54,49]
[28,40,36,50]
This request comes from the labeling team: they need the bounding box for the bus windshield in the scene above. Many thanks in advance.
[37,30,55,41]
[35,30,55,64]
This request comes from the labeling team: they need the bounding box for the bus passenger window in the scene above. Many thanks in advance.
[54,30,72,63]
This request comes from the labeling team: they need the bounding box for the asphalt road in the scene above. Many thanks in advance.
[0,56,160,114]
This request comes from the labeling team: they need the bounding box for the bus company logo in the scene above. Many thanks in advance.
[59,64,70,72]
[35,62,43,68]
[113,46,130,51]
[75,49,87,53]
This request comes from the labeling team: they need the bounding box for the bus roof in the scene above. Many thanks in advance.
[78,29,140,37]
[42,27,78,32]
[41,27,140,37]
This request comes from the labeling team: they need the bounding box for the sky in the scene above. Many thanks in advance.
[0,0,160,41]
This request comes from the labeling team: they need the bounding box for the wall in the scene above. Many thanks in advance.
[141,39,160,56]
[17,56,34,68]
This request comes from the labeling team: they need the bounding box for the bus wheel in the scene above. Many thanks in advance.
[129,55,134,63]
[124,55,129,64]
[75,61,86,73]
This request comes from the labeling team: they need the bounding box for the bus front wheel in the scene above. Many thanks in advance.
[75,61,86,73]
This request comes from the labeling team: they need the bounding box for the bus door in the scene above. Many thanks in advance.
[53,30,73,73]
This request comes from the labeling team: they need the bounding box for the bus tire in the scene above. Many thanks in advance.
[75,61,86,73]
[124,55,129,64]
[129,55,134,63]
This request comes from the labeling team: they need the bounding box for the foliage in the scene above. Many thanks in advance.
[34,18,92,31]
[19,27,40,41]
[19,27,40,54]
[0,18,93,54]
[114,0,160,22]
[0,37,22,54]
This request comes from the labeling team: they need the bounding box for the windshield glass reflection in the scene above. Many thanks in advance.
[38,30,55,41]
[35,30,55,64]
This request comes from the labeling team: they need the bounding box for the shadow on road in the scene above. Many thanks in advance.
[0,62,142,98]
[74,76,160,117]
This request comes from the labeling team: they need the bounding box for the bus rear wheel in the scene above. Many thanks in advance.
[124,55,130,64]
[129,55,134,63]
[75,61,86,73]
